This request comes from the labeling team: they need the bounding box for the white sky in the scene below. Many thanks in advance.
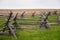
[0,0,60,9]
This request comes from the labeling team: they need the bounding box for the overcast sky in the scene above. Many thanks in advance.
[0,0,60,9]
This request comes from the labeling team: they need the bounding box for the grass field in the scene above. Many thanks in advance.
[0,15,60,40]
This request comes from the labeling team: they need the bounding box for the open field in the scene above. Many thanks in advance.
[0,14,60,40]
[0,9,60,15]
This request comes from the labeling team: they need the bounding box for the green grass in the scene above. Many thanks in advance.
[0,15,60,40]
[48,15,57,19]
[0,25,60,40]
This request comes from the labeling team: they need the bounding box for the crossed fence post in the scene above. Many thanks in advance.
[12,13,20,29]
[20,11,25,19]
[39,12,50,29]
[0,11,17,39]
[57,12,60,24]
[2,12,13,32]
[32,12,35,17]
